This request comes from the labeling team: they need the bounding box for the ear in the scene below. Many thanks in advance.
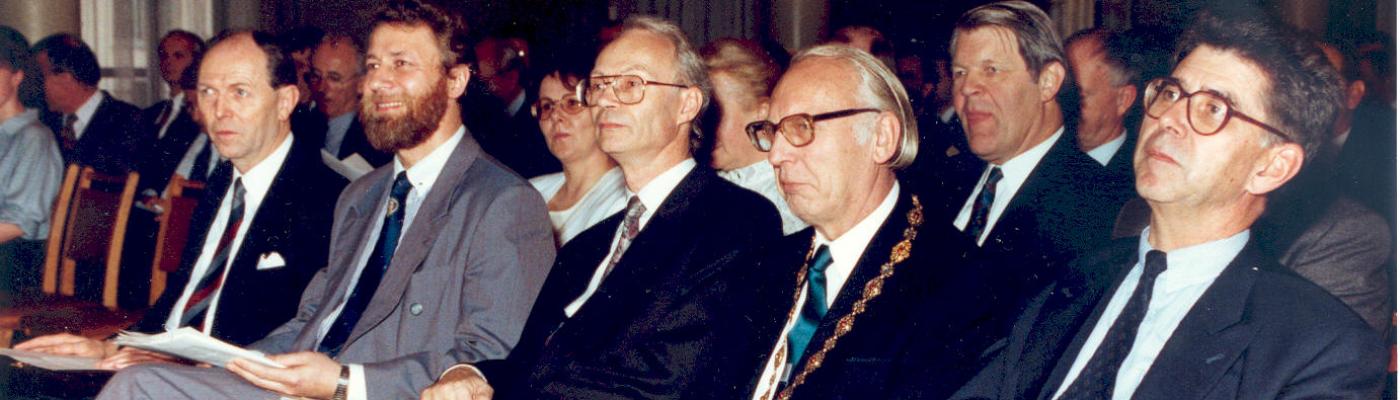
[1345,80,1366,111]
[676,85,703,123]
[1114,84,1137,116]
[275,84,298,121]
[1244,142,1304,195]
[1036,61,1066,102]
[870,110,901,164]
[446,64,471,99]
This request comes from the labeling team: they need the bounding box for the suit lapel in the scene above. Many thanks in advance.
[291,169,385,351]
[343,133,482,348]
[1031,241,1137,400]
[1129,244,1261,400]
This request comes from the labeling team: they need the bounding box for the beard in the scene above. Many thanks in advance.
[361,77,449,152]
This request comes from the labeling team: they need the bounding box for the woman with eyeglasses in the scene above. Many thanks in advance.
[701,38,808,234]
[528,66,627,246]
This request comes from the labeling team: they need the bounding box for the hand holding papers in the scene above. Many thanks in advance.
[112,328,285,369]
[0,348,100,371]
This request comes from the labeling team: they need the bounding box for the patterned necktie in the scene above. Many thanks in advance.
[318,172,414,356]
[59,114,79,152]
[602,196,646,277]
[1059,250,1169,400]
[965,166,1003,242]
[180,178,246,331]
[785,245,834,371]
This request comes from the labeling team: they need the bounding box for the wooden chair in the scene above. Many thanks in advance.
[0,165,141,347]
[149,175,206,304]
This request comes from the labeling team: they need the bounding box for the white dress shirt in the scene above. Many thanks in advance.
[68,90,104,140]
[954,128,1063,245]
[720,159,809,235]
[164,134,293,332]
[1052,227,1249,400]
[563,158,697,317]
[751,183,901,400]
[313,126,464,400]
[173,134,221,181]
[155,93,185,140]
[1085,129,1127,167]
[324,111,356,156]
[530,167,628,246]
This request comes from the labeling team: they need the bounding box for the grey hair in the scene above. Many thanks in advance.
[951,1,1066,93]
[791,44,919,169]
[621,16,712,153]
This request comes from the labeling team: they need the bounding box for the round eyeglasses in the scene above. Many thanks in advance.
[1143,77,1289,140]
[531,96,587,120]
[745,108,881,151]
[580,74,689,106]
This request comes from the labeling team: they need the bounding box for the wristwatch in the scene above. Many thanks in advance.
[332,365,350,400]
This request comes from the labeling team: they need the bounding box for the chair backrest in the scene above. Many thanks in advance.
[149,174,206,305]
[42,165,139,309]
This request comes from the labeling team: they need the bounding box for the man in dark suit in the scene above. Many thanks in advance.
[936,1,1125,306]
[422,16,781,400]
[954,8,1386,399]
[307,33,390,169]
[733,45,1022,400]
[465,35,560,178]
[97,4,555,398]
[32,33,148,174]
[15,29,345,397]
[137,30,206,193]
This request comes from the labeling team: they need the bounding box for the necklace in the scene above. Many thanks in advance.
[774,195,923,400]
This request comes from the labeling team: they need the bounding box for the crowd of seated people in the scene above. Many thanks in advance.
[0,0,1394,399]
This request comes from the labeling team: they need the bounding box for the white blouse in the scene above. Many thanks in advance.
[530,167,629,246]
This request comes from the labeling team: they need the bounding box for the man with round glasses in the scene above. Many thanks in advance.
[953,7,1385,400]
[423,15,780,400]
[735,44,1023,400]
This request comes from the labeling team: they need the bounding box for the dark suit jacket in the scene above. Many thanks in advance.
[44,91,149,174]
[479,165,782,399]
[737,189,1023,399]
[136,100,203,193]
[925,131,1127,308]
[464,90,560,179]
[955,238,1387,400]
[1335,101,1397,226]
[1102,131,1139,205]
[131,136,346,346]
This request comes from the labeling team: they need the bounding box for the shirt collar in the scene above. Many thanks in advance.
[0,109,41,136]
[1085,128,1128,166]
[506,91,527,117]
[231,133,294,208]
[813,182,901,266]
[328,111,356,128]
[170,92,185,111]
[1138,227,1250,293]
[628,158,697,214]
[722,159,773,181]
[73,90,104,126]
[392,125,466,196]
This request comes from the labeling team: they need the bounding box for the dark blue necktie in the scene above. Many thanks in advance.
[785,245,834,371]
[318,172,413,356]
[1058,250,1169,399]
[965,166,1003,241]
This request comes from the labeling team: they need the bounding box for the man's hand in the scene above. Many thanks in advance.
[13,333,116,359]
[95,347,179,370]
[227,351,340,399]
[421,365,493,400]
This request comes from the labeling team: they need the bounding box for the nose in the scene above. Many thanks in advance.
[1150,96,1191,138]
[211,93,232,121]
[766,128,795,168]
[363,67,392,95]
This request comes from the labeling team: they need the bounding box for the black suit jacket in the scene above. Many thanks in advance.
[956,238,1386,400]
[738,189,1024,399]
[44,91,149,174]
[131,136,346,346]
[136,99,203,192]
[465,90,561,179]
[1335,101,1397,226]
[926,131,1127,307]
[479,165,781,399]
[1102,131,1139,205]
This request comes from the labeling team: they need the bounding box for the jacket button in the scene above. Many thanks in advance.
[410,303,423,315]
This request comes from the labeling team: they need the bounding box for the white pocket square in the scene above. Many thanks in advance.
[256,252,287,270]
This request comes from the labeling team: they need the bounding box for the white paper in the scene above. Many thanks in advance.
[111,328,285,369]
[322,150,374,180]
[0,348,101,371]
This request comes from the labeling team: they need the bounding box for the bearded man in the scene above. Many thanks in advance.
[95,1,556,399]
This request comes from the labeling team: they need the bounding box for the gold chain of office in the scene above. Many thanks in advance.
[775,195,923,400]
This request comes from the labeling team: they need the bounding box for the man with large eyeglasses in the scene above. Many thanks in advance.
[953,7,1385,400]
[423,15,781,400]
[734,43,1025,400]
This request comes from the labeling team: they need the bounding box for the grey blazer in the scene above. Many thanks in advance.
[250,131,555,398]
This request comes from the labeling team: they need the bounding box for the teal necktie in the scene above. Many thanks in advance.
[786,245,833,368]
